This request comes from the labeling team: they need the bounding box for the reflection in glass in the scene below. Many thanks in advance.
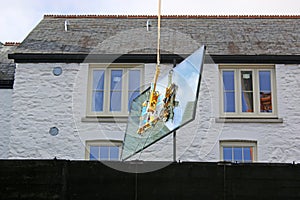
[100,146,109,160]
[243,147,253,162]
[223,71,235,112]
[90,146,98,160]
[241,71,253,112]
[223,146,254,163]
[92,70,105,112]
[110,146,119,160]
[223,147,232,161]
[110,70,122,111]
[122,46,205,160]
[259,71,272,112]
[128,70,141,110]
[234,147,243,162]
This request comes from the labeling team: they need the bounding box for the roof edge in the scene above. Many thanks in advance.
[4,42,21,46]
[8,53,300,64]
[44,14,300,19]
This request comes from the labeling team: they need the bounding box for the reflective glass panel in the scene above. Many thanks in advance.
[100,146,109,160]
[223,71,235,112]
[110,146,119,160]
[110,91,122,111]
[233,147,243,162]
[241,71,254,112]
[92,91,104,112]
[243,147,253,162]
[111,70,122,90]
[223,147,232,161]
[92,70,105,112]
[129,70,140,90]
[110,70,123,111]
[224,92,235,112]
[128,70,141,110]
[93,70,105,90]
[90,146,99,160]
[259,71,272,113]
[223,71,235,90]
[122,46,205,160]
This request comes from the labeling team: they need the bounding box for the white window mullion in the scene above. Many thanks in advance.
[235,69,241,115]
[104,69,110,113]
[122,69,128,114]
[253,69,259,115]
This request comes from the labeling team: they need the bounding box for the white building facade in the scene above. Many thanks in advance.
[3,15,300,163]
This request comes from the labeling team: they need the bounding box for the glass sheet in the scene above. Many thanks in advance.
[241,71,254,112]
[121,46,205,160]
[92,91,104,112]
[233,147,243,162]
[223,71,235,90]
[100,146,109,160]
[223,71,235,112]
[93,70,105,90]
[259,71,272,112]
[223,147,233,162]
[110,146,120,160]
[243,147,252,162]
[90,146,99,160]
[224,92,235,112]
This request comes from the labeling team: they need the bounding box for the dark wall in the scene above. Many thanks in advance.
[0,160,300,200]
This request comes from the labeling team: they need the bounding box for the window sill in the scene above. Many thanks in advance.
[81,116,128,123]
[215,118,283,123]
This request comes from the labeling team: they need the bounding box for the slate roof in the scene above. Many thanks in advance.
[14,15,300,56]
[0,43,17,81]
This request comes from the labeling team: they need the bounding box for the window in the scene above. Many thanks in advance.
[87,64,144,116]
[220,141,257,163]
[220,65,277,118]
[86,141,122,161]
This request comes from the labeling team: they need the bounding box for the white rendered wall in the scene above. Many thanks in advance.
[0,89,12,158]
[8,62,300,163]
[9,63,83,159]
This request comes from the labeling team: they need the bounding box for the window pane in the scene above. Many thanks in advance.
[110,91,122,111]
[243,147,253,162]
[92,91,104,112]
[110,146,119,160]
[128,91,140,110]
[241,92,253,112]
[90,146,99,160]
[241,71,254,113]
[111,70,123,90]
[223,147,232,161]
[233,147,243,162]
[129,70,140,90]
[259,71,272,113]
[223,71,235,90]
[259,71,271,91]
[224,92,235,112]
[100,146,109,160]
[93,70,105,90]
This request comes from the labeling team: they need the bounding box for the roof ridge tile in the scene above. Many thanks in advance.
[43,14,300,19]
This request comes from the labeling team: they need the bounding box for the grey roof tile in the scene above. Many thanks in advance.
[0,43,17,81]
[15,15,300,55]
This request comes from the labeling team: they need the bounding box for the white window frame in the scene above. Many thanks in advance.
[85,140,123,161]
[220,140,257,162]
[87,64,144,117]
[219,65,277,118]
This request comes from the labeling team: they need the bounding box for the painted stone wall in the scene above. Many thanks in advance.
[8,62,300,163]
[0,89,12,158]
[9,63,83,159]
